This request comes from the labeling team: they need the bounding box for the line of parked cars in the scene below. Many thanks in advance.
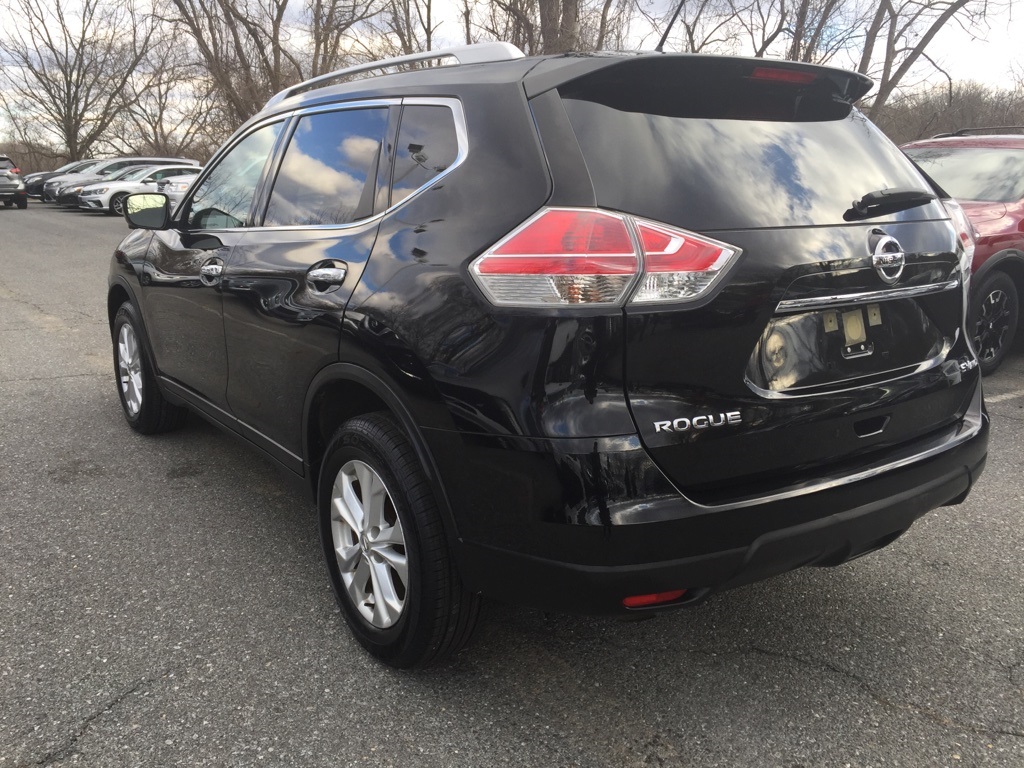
[23,156,202,215]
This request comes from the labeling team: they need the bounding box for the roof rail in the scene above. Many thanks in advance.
[931,126,1024,138]
[264,42,526,109]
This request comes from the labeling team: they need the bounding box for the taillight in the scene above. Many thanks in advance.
[471,207,740,307]
[941,198,976,275]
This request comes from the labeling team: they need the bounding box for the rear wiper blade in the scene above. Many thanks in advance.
[844,188,936,222]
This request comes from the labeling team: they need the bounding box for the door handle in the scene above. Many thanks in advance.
[307,264,348,294]
[307,266,347,286]
[200,258,224,287]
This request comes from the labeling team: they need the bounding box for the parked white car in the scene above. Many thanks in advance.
[79,165,202,215]
[155,169,203,210]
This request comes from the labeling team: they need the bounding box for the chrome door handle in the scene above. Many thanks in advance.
[200,264,223,278]
[307,266,347,286]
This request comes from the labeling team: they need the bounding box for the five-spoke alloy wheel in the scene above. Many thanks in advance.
[330,459,409,629]
[319,413,479,668]
[111,301,187,433]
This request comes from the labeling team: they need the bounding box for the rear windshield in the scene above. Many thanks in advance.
[559,71,935,230]
[0,158,14,170]
[904,146,1024,203]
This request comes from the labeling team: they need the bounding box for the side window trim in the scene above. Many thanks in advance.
[247,97,467,232]
[385,97,467,215]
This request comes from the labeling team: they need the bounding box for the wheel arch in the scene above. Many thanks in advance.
[303,363,461,540]
[973,248,1024,299]
[107,282,134,333]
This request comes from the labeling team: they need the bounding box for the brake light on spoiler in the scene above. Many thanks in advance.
[471,208,740,307]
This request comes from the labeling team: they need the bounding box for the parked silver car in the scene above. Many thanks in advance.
[0,155,28,209]
[42,156,199,201]
[155,168,203,210]
[79,164,202,215]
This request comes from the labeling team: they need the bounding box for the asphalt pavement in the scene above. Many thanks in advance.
[1,204,1022,767]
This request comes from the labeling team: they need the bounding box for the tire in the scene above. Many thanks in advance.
[971,271,1019,376]
[111,302,187,434]
[318,412,480,668]
[3,201,12,208]
[16,197,27,209]
[109,193,127,216]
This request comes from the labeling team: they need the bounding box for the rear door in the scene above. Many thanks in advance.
[221,103,394,460]
[553,57,976,504]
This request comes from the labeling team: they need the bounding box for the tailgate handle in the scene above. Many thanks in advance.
[854,415,890,438]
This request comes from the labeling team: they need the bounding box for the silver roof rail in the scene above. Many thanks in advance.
[264,42,526,109]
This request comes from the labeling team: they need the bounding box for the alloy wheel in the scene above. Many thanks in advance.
[117,323,143,416]
[330,460,409,629]
[973,287,1013,363]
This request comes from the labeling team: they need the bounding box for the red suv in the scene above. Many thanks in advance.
[903,131,1024,374]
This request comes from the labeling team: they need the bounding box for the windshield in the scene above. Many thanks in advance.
[0,158,14,170]
[904,147,1024,203]
[115,166,156,181]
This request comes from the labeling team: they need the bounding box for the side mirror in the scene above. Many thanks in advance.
[124,193,171,229]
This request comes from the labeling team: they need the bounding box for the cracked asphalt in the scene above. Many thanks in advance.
[1,205,1022,767]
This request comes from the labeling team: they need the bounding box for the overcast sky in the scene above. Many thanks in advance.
[930,6,1022,88]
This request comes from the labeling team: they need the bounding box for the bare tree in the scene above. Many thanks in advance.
[168,0,380,125]
[0,0,157,160]
[858,0,994,118]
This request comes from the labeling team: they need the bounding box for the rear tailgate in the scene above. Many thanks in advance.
[547,56,977,504]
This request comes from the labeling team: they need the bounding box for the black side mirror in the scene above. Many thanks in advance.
[124,193,171,229]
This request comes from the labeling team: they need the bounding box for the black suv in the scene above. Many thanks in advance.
[108,44,989,668]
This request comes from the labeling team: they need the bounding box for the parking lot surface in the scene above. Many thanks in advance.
[1,205,1022,767]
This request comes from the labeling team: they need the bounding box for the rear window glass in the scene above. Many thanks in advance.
[559,75,934,230]
[0,158,15,170]
[904,147,1024,203]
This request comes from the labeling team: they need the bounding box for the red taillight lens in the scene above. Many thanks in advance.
[472,209,638,306]
[471,208,740,307]
[492,208,634,256]
[630,218,738,304]
[622,589,687,609]
[11,167,20,174]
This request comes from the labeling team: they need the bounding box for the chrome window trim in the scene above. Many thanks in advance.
[775,278,961,313]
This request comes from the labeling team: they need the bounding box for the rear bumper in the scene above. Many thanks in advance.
[445,386,988,615]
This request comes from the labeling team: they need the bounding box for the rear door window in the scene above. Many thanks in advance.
[391,105,459,205]
[264,107,387,227]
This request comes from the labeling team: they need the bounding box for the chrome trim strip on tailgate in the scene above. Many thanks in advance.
[775,278,960,313]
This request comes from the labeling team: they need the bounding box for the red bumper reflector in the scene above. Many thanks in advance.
[622,589,687,609]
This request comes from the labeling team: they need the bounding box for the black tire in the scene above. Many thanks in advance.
[318,412,480,668]
[3,201,12,208]
[971,271,1019,376]
[111,302,188,434]
[109,193,128,216]
[15,196,27,209]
